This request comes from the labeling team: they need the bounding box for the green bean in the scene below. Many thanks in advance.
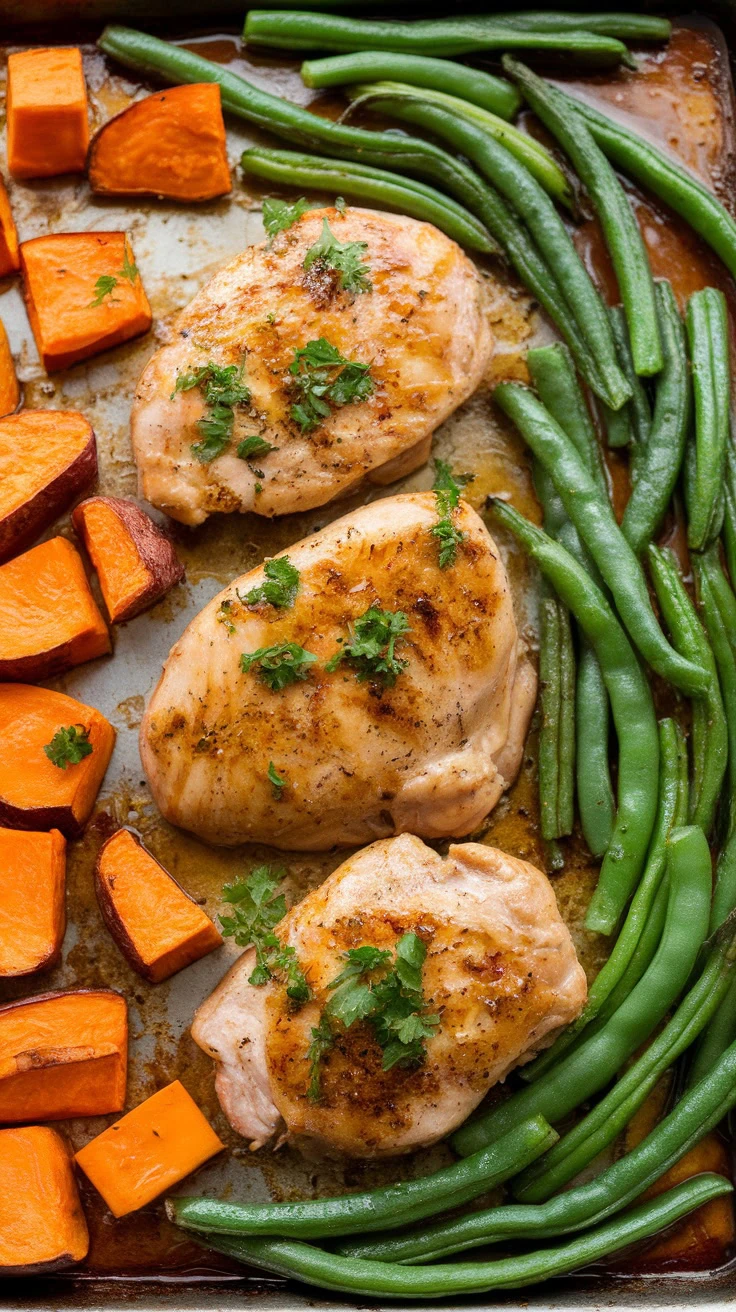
[168,1115,555,1240]
[493,383,707,697]
[688,973,736,1089]
[491,13,672,40]
[575,646,615,856]
[347,79,572,208]
[301,52,522,121]
[723,445,736,589]
[527,344,610,494]
[603,305,652,448]
[523,717,680,1083]
[244,12,633,65]
[503,57,662,378]
[648,546,726,835]
[453,823,710,1157]
[685,287,731,551]
[197,1178,730,1294]
[239,147,494,253]
[538,583,562,841]
[622,281,690,555]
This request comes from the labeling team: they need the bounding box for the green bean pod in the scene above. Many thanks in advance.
[491,12,672,39]
[301,52,522,120]
[538,583,563,841]
[493,383,708,698]
[574,645,615,856]
[527,344,610,493]
[622,281,690,555]
[685,287,730,551]
[239,147,495,252]
[601,305,652,448]
[244,12,633,64]
[502,56,662,377]
[723,445,736,589]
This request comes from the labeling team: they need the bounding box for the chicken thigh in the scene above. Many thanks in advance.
[192,835,587,1157]
[130,206,493,524]
[140,492,536,850]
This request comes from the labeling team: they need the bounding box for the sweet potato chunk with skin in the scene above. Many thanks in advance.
[0,827,66,977]
[95,828,221,983]
[0,537,110,681]
[0,683,115,838]
[7,48,89,179]
[0,411,96,563]
[89,84,231,203]
[76,1080,223,1218]
[0,321,19,421]
[0,1126,89,1275]
[0,989,127,1122]
[72,496,185,623]
[21,232,152,373]
[0,178,19,277]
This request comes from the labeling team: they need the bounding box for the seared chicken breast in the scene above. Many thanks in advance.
[192,835,587,1157]
[140,493,535,850]
[130,206,493,524]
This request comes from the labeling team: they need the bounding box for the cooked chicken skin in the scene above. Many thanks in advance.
[192,835,587,1157]
[140,493,536,850]
[130,206,493,524]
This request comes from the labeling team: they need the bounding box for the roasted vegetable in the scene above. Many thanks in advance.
[0,537,110,681]
[7,48,89,179]
[72,496,184,623]
[0,1126,88,1275]
[0,178,19,278]
[0,322,19,420]
[0,827,66,976]
[0,411,96,563]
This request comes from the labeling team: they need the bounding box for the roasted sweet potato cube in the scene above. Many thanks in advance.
[0,988,128,1122]
[72,496,184,623]
[0,411,96,563]
[0,178,19,278]
[7,48,89,179]
[0,683,115,837]
[0,1126,89,1275]
[0,827,66,977]
[0,321,19,420]
[75,1080,223,1217]
[20,232,152,372]
[0,537,110,681]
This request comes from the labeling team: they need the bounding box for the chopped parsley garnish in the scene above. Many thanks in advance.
[237,435,277,462]
[263,196,311,239]
[88,245,140,307]
[288,337,373,434]
[307,933,439,1101]
[240,641,317,691]
[119,244,139,286]
[172,361,251,464]
[243,556,300,610]
[335,196,347,215]
[44,725,93,770]
[431,458,473,569]
[303,218,372,295]
[326,606,411,687]
[220,866,309,1003]
[217,599,236,635]
[268,761,288,798]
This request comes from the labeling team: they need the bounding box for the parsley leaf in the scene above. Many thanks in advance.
[217,599,236,635]
[288,337,373,434]
[243,556,301,610]
[268,761,288,798]
[303,218,372,295]
[220,866,310,1003]
[237,435,277,462]
[431,458,474,569]
[172,361,251,464]
[44,725,93,770]
[307,1017,334,1102]
[89,274,119,307]
[240,641,317,691]
[118,244,139,285]
[262,196,311,239]
[326,606,411,687]
[335,196,347,215]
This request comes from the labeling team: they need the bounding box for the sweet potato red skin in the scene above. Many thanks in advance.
[0,417,97,564]
[72,495,184,623]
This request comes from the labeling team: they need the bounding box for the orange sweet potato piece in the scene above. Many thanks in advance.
[95,828,221,983]
[0,177,19,277]
[75,1080,223,1218]
[0,536,110,681]
[0,827,66,977]
[7,48,89,180]
[0,988,127,1122]
[0,1126,89,1274]
[0,411,96,563]
[72,496,184,623]
[0,320,19,420]
[89,84,231,203]
[0,683,115,837]
[20,232,152,372]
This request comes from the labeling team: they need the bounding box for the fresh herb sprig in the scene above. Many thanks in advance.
[431,459,473,568]
[243,556,300,610]
[44,725,93,770]
[268,761,288,798]
[172,361,251,464]
[303,219,372,295]
[326,606,411,687]
[237,435,276,465]
[308,933,439,1100]
[89,244,140,307]
[263,196,312,239]
[288,338,373,434]
[220,866,309,1003]
[240,641,317,691]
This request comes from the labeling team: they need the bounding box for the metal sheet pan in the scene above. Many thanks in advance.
[0,7,735,1308]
